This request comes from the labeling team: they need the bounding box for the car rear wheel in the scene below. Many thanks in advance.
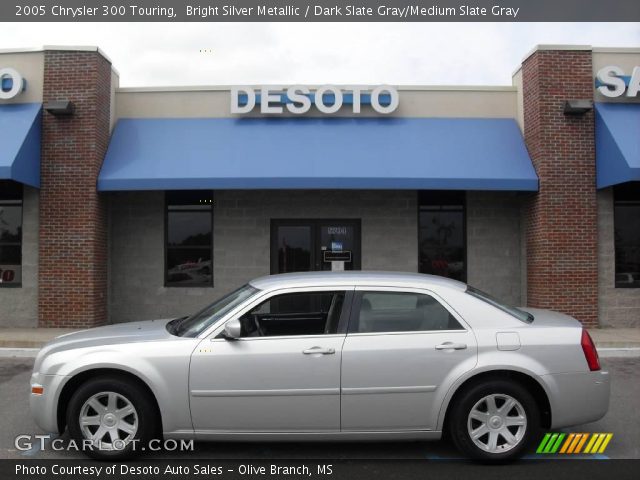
[66,376,158,460]
[449,380,540,462]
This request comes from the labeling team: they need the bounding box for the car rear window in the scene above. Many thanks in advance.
[466,286,534,324]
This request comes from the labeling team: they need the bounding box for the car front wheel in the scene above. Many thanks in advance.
[449,380,540,462]
[66,376,158,460]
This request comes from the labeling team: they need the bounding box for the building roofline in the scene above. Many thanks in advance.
[512,45,640,78]
[0,45,118,74]
[592,47,640,54]
[116,85,517,93]
[521,44,593,64]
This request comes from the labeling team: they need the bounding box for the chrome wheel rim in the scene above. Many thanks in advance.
[467,393,527,454]
[79,391,138,451]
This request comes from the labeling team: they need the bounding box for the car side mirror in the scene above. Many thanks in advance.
[222,319,242,340]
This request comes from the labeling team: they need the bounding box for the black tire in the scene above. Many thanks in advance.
[448,380,540,463]
[66,376,159,460]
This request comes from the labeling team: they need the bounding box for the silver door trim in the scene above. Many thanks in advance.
[210,334,346,343]
[191,388,340,398]
[347,330,467,337]
[341,385,437,395]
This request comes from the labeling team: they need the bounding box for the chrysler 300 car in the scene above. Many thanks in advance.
[30,271,610,461]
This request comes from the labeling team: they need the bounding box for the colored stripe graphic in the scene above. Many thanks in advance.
[584,433,599,453]
[538,433,613,454]
[544,433,559,453]
[567,433,583,453]
[598,434,613,453]
[550,433,565,453]
[559,433,575,453]
[536,433,552,453]
[574,433,589,453]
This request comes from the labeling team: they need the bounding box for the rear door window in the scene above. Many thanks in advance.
[349,291,463,333]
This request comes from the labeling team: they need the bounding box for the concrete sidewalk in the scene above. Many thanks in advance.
[1,326,640,349]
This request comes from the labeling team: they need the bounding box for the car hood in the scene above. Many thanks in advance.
[519,307,582,329]
[35,318,175,364]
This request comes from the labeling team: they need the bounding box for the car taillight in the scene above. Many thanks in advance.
[581,329,601,371]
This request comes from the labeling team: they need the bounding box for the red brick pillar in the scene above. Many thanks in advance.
[39,49,112,328]
[522,48,598,327]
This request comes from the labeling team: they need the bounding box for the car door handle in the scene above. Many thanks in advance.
[302,347,335,355]
[435,342,467,351]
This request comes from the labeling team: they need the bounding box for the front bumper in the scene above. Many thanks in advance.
[541,370,610,429]
[29,372,68,433]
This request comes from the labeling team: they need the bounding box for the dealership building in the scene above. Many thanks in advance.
[0,45,638,329]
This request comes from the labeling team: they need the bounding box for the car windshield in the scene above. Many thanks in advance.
[173,284,259,337]
[466,286,534,324]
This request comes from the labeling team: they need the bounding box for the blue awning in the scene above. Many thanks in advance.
[0,103,41,188]
[595,103,640,189]
[98,117,538,191]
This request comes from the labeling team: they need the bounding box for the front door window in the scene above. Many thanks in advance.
[271,220,361,274]
[238,290,346,337]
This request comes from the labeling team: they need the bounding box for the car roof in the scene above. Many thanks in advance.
[249,271,467,292]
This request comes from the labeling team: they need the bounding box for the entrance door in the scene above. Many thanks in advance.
[271,220,361,274]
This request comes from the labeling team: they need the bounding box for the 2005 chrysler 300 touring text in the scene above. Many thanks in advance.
[30,271,610,461]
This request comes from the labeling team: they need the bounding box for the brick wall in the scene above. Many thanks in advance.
[522,49,599,326]
[38,50,112,328]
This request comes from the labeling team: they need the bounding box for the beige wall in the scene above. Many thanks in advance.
[110,69,120,132]
[0,51,44,104]
[115,87,518,120]
[511,68,525,132]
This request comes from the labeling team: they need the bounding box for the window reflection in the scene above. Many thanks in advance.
[0,181,23,286]
[166,191,213,287]
[614,182,640,288]
[418,191,465,282]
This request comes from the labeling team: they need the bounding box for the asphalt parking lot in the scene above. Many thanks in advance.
[1,357,638,460]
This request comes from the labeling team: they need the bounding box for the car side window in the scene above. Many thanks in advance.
[238,291,345,337]
[350,291,463,333]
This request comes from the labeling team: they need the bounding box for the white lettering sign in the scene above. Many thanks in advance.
[231,85,399,115]
[0,68,25,100]
[596,65,640,98]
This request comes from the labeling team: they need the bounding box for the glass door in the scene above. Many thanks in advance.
[271,220,361,274]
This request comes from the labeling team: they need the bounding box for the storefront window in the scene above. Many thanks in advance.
[418,191,466,282]
[165,191,213,287]
[614,182,640,288]
[0,181,23,287]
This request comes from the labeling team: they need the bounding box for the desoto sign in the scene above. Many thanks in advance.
[596,66,640,98]
[231,85,399,114]
[0,68,26,100]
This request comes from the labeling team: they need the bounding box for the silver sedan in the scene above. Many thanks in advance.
[30,271,610,461]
